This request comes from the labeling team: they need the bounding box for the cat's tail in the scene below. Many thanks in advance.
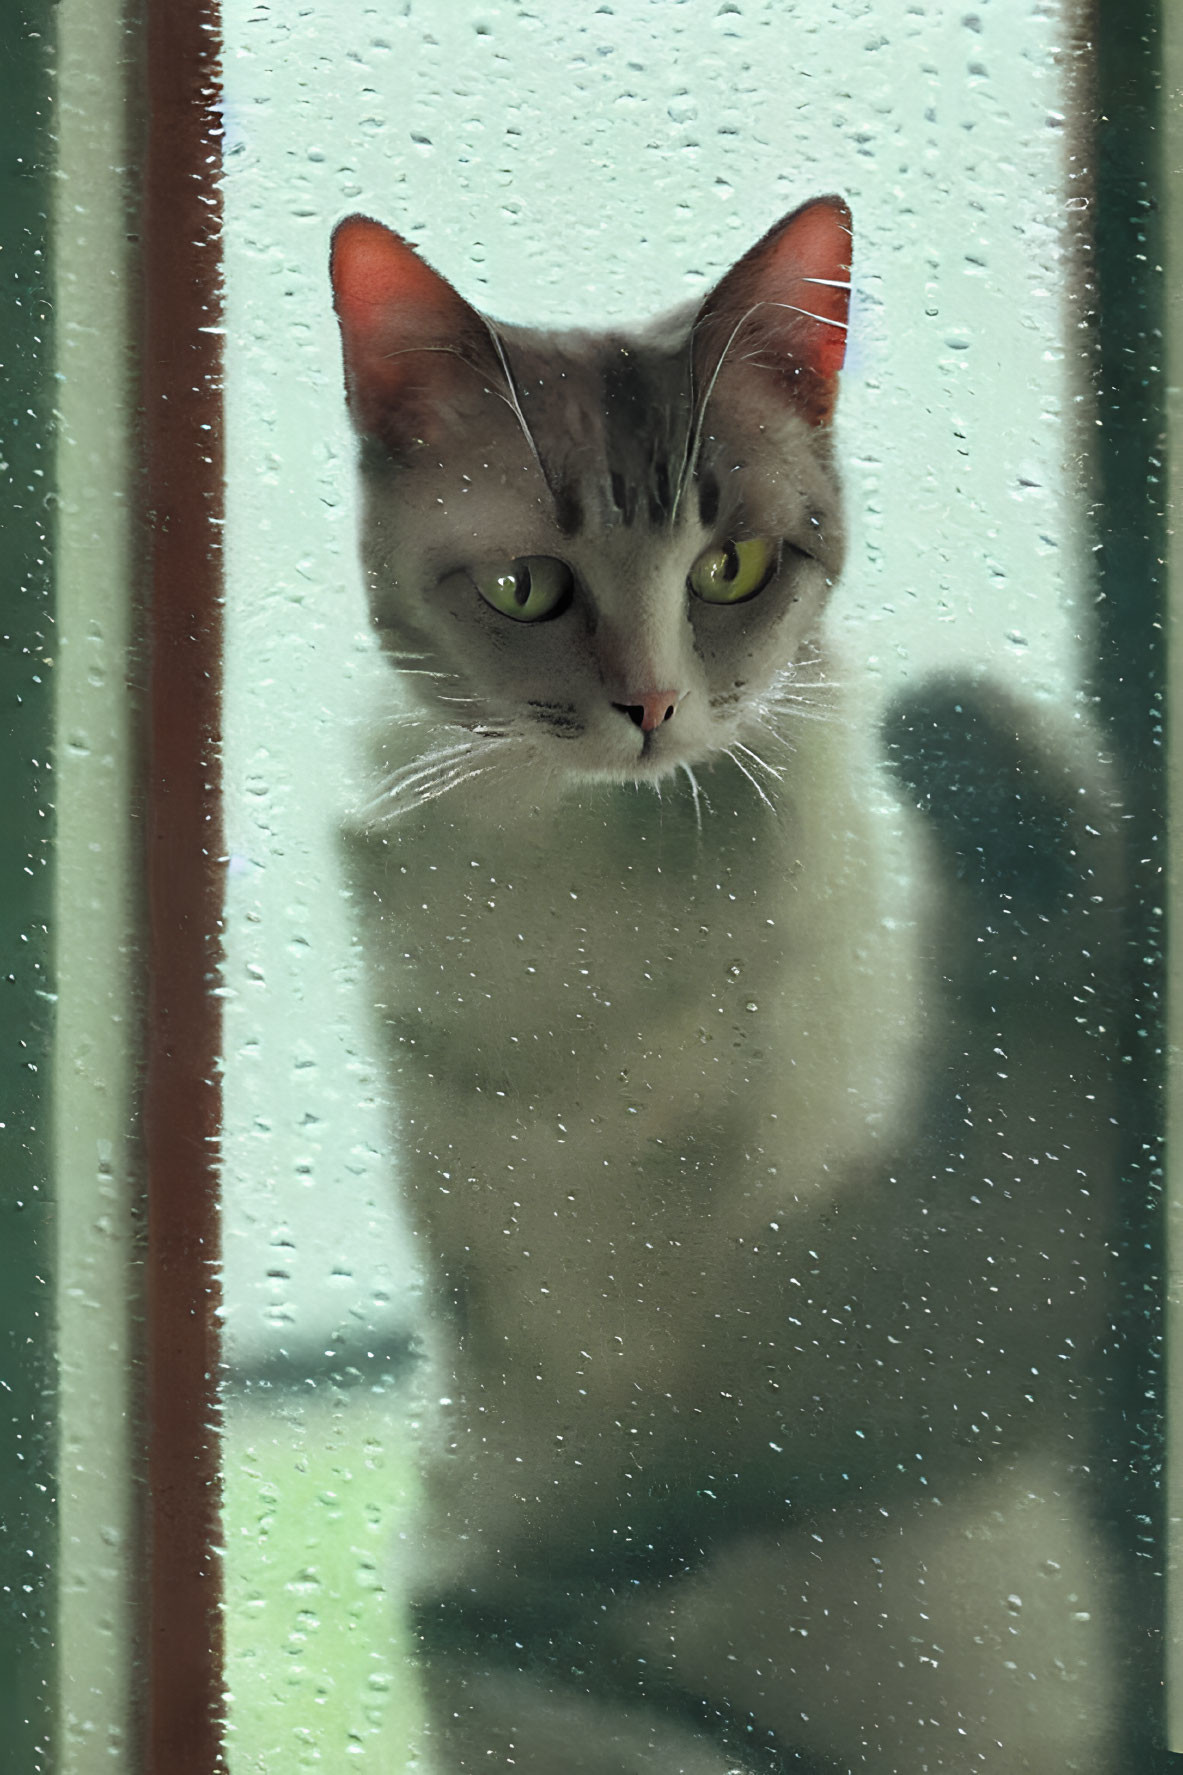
[677,675,1126,1536]
[870,672,1125,1467]
[880,674,1123,975]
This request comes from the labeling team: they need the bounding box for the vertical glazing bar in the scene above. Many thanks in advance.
[140,0,225,1764]
[1091,0,1169,1758]
[0,6,55,1770]
[54,1,140,1767]
[1166,0,1183,1750]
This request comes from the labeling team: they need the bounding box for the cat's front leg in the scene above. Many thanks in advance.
[408,1648,756,1775]
[601,1449,1120,1774]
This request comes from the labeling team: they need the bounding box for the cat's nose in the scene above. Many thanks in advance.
[614,691,680,733]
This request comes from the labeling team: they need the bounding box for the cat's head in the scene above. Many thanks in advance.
[330,198,851,803]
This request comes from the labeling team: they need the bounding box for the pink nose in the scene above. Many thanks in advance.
[614,691,680,733]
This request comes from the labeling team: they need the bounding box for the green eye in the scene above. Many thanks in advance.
[471,556,574,623]
[688,537,779,605]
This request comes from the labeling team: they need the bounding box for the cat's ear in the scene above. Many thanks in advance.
[330,215,499,450]
[695,196,852,426]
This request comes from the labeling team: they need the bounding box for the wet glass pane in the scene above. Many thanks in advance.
[41,0,1175,1769]
[215,5,1170,1770]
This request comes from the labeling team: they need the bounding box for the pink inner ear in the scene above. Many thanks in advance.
[330,215,489,441]
[331,216,460,346]
[761,198,852,384]
[699,196,853,424]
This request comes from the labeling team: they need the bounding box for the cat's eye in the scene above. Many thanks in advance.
[471,555,574,623]
[687,536,779,604]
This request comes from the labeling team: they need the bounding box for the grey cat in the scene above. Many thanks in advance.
[330,200,1122,1772]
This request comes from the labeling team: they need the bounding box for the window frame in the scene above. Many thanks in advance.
[30,0,1178,1764]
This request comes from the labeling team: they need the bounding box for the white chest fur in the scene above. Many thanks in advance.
[350,687,929,1583]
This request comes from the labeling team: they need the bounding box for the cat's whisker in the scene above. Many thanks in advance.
[362,774,435,822]
[790,639,832,677]
[764,698,842,727]
[764,298,848,333]
[375,742,487,805]
[409,763,492,808]
[367,734,516,823]
[760,725,798,761]
[751,710,800,755]
[377,769,485,820]
[390,749,476,791]
[777,679,846,707]
[674,301,763,523]
[766,700,837,718]
[392,736,484,773]
[677,287,844,519]
[482,322,549,486]
[732,739,783,782]
[761,661,847,726]
[366,336,551,492]
[377,336,547,486]
[679,761,706,832]
[724,746,777,813]
[383,701,442,721]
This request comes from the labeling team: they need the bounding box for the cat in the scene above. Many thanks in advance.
[330,200,1123,1773]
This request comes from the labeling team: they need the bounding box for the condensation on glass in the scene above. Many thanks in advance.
[213,5,1169,1773]
[40,0,1176,1770]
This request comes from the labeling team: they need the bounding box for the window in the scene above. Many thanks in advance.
[17,1,1172,1768]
